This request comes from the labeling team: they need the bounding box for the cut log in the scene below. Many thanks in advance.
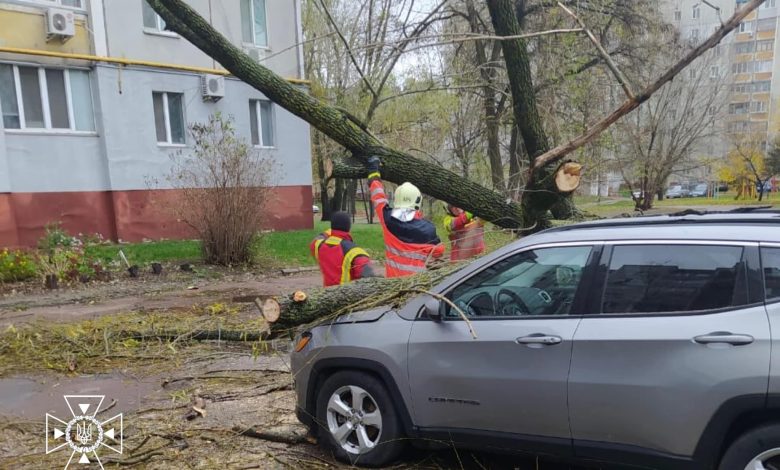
[256,298,281,323]
[270,263,466,330]
[555,162,582,193]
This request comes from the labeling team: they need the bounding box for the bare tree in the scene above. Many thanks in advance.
[615,41,729,210]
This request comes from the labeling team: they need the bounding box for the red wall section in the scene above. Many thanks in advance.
[0,186,313,247]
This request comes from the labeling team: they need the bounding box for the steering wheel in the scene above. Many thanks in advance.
[457,292,494,317]
[494,288,531,316]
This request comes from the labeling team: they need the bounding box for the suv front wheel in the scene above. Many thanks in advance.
[719,424,780,470]
[315,370,406,467]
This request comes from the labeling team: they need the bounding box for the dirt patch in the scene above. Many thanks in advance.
[0,269,321,327]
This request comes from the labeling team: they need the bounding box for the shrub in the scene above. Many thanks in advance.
[0,249,37,282]
[35,226,104,283]
[38,222,80,254]
[167,113,275,265]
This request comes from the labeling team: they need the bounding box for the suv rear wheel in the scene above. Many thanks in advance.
[315,370,405,467]
[719,424,780,470]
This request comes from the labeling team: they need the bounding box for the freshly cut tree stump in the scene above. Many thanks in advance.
[555,162,583,193]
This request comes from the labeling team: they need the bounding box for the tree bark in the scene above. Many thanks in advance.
[487,0,567,227]
[147,0,527,229]
[271,264,464,330]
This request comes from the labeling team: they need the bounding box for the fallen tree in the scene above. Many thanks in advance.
[260,263,465,331]
[146,0,767,327]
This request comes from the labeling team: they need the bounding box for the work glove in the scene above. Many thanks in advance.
[367,156,381,174]
[465,211,474,221]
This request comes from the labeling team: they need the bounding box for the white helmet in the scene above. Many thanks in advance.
[394,182,422,210]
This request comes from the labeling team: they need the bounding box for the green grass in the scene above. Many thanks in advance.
[256,221,385,267]
[83,221,386,268]
[86,239,202,265]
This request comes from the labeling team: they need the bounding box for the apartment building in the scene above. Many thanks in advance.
[664,0,780,157]
[0,0,312,247]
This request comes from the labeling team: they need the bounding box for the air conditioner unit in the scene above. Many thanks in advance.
[46,8,75,42]
[200,74,225,102]
[243,47,266,62]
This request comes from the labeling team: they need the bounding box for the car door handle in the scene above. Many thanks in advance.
[693,332,754,346]
[516,334,562,346]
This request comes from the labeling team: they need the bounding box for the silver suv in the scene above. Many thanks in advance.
[291,212,780,469]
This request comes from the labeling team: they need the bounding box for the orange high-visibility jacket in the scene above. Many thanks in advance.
[444,212,485,261]
[369,180,444,277]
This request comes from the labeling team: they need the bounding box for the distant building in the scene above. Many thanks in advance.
[0,0,312,247]
[663,0,780,157]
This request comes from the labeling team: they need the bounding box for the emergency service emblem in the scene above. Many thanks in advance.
[45,395,123,469]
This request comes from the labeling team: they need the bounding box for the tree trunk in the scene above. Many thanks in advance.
[148,0,528,229]
[271,263,464,330]
[313,131,331,221]
[485,0,570,228]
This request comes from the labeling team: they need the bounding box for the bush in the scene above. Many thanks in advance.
[0,249,37,282]
[35,226,104,283]
[167,114,275,265]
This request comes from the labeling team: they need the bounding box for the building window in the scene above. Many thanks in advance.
[241,0,268,47]
[689,29,699,42]
[757,40,774,52]
[152,92,185,145]
[710,66,719,79]
[20,0,83,7]
[752,100,768,112]
[708,105,716,116]
[756,60,773,73]
[755,80,772,92]
[674,10,681,21]
[692,4,700,19]
[729,102,750,114]
[733,62,752,74]
[0,64,94,131]
[765,0,777,8]
[142,0,167,32]
[249,100,275,147]
[757,18,776,32]
[739,21,753,33]
[735,42,755,54]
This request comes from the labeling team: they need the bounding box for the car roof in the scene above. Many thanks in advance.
[532,208,780,244]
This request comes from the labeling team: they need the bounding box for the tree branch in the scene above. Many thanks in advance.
[532,0,767,171]
[316,0,378,98]
[557,2,634,100]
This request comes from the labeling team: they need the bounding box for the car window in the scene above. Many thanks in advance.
[602,245,747,314]
[446,246,592,318]
[761,247,780,302]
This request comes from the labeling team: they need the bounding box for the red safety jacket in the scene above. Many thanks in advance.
[444,212,485,261]
[369,180,444,278]
[310,229,371,287]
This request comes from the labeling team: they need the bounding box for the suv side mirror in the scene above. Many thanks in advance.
[423,296,443,322]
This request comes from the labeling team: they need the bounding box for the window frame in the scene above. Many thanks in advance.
[15,0,84,9]
[249,99,276,148]
[142,0,178,37]
[0,62,95,134]
[692,4,700,19]
[426,241,602,322]
[592,240,758,318]
[242,0,270,48]
[152,91,186,146]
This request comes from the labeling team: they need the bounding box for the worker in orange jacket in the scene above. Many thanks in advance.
[366,156,444,277]
[443,204,485,261]
[310,211,378,287]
